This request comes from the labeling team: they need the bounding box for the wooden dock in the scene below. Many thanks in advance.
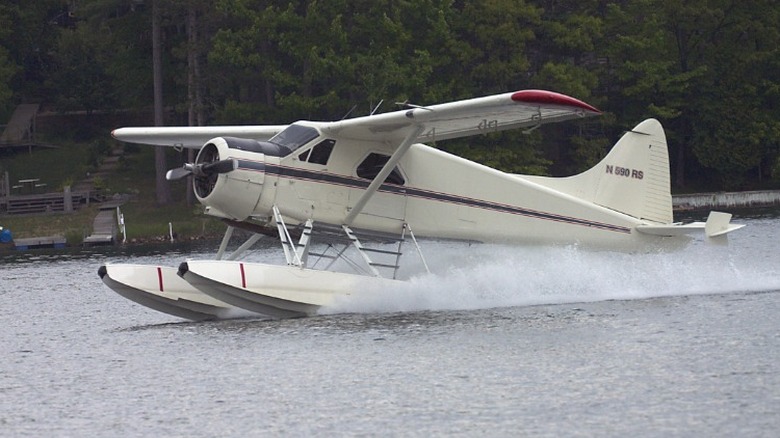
[83,207,116,246]
[13,235,66,250]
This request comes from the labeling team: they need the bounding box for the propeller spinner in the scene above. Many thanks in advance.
[166,141,239,199]
[165,159,237,181]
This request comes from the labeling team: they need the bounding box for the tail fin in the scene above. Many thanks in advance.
[590,119,672,223]
[526,119,673,223]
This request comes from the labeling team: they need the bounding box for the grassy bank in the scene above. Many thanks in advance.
[1,139,227,245]
[0,205,100,244]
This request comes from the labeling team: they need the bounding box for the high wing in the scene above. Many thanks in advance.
[331,90,599,225]
[320,89,600,144]
[111,125,287,148]
[111,90,597,148]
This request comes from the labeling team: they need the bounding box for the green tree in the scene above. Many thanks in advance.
[210,0,286,123]
[73,0,186,204]
[439,0,555,174]
[602,1,691,186]
[600,0,780,190]
[688,0,780,188]
[47,24,115,114]
[449,0,542,95]
[81,1,155,110]
[8,0,778,191]
[531,0,603,98]
[528,1,607,175]
[2,0,64,102]
[210,0,451,121]
[0,4,20,118]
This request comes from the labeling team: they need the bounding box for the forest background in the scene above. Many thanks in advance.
[1,0,779,199]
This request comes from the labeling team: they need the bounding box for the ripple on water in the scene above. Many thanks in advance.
[0,216,779,436]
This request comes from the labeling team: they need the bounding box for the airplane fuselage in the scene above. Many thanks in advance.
[196,123,666,251]
[104,91,744,321]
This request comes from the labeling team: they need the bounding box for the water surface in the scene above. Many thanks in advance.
[1,214,779,436]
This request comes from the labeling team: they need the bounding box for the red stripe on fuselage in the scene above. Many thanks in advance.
[236,160,630,234]
[157,267,164,292]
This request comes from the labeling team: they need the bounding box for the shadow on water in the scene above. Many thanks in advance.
[115,308,515,334]
[112,284,780,339]
[0,239,224,264]
[113,300,665,336]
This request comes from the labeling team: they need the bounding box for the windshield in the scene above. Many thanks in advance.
[268,124,319,154]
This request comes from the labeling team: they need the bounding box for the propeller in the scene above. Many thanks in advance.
[165,159,238,181]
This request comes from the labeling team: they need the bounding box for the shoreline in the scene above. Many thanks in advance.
[2,189,779,251]
[672,189,780,212]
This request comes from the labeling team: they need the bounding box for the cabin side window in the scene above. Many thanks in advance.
[356,153,405,185]
[298,139,335,165]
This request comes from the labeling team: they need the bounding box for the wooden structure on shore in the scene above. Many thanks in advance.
[0,184,94,215]
[83,204,118,246]
[0,104,56,152]
[0,104,38,147]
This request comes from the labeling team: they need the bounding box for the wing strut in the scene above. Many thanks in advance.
[215,225,235,260]
[344,124,425,226]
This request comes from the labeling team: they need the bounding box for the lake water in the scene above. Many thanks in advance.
[1,212,779,436]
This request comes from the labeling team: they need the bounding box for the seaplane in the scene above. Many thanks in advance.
[98,89,743,321]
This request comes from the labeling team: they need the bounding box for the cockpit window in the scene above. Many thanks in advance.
[268,124,319,154]
[306,139,335,165]
[356,153,406,185]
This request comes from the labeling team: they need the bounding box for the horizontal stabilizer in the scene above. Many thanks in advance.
[703,211,745,237]
[635,211,744,238]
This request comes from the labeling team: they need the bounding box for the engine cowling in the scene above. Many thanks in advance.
[193,137,271,221]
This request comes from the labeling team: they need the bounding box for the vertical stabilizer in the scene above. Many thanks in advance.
[592,119,672,223]
[522,119,673,224]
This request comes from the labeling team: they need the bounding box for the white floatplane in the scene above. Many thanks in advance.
[99,90,743,320]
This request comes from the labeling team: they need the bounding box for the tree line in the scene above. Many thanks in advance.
[1,0,778,193]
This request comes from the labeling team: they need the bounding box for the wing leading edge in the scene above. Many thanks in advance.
[110,90,598,148]
[111,125,287,148]
[321,89,600,143]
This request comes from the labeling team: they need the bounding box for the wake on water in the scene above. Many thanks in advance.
[323,233,780,315]
[96,215,778,318]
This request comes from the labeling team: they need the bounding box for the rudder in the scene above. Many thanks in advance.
[591,119,672,223]
[522,119,673,224]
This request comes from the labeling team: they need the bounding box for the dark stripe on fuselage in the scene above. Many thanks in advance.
[236,159,631,234]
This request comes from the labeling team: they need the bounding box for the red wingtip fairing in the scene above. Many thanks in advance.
[510,90,601,114]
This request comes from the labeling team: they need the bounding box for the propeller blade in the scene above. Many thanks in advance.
[202,159,238,175]
[166,167,192,181]
[166,159,235,181]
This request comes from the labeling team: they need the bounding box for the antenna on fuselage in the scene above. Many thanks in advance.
[395,100,433,111]
[340,104,358,120]
[370,100,384,116]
